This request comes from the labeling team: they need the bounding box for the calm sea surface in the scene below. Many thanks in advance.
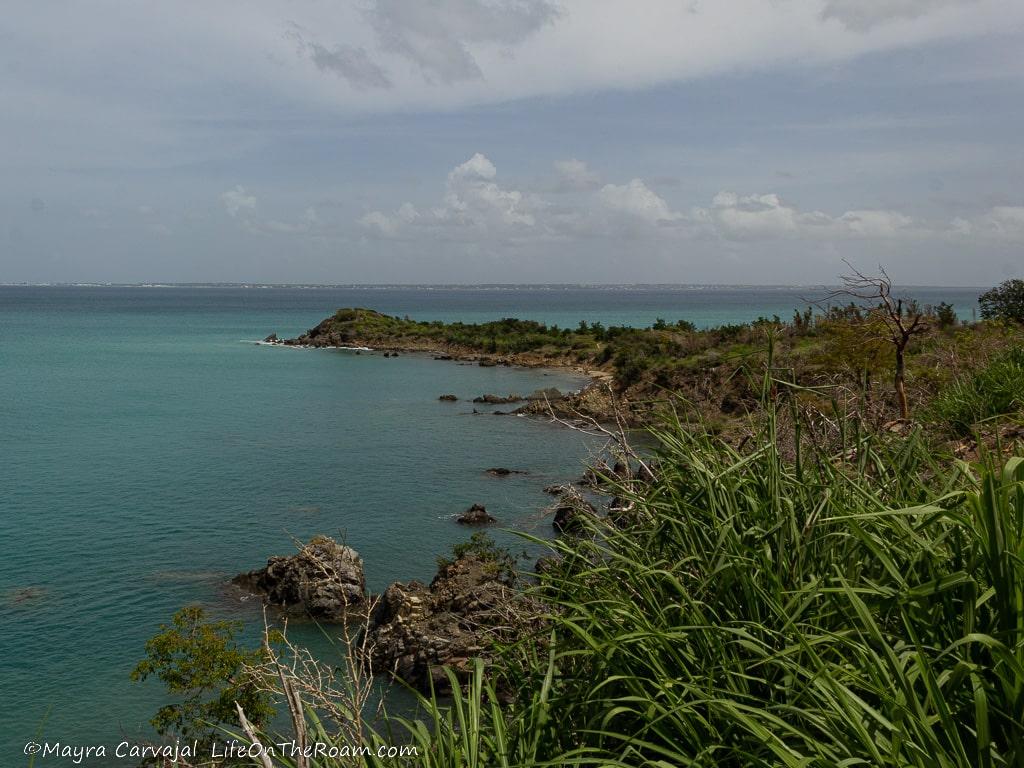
[0,285,981,762]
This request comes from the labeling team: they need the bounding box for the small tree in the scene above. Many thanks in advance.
[821,265,929,420]
[979,279,1024,323]
[935,301,957,329]
[131,606,275,743]
[816,307,891,402]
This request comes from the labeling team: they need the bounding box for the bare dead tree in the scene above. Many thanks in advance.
[819,262,928,420]
[538,383,656,482]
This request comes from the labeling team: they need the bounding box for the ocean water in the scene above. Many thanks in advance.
[0,285,981,763]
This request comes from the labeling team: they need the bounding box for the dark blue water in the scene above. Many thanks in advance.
[0,285,981,764]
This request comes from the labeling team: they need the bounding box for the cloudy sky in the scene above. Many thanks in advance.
[3,0,1023,285]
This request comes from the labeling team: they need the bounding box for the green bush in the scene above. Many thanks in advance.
[929,347,1024,434]
[979,279,1024,323]
[130,606,275,743]
[436,531,516,581]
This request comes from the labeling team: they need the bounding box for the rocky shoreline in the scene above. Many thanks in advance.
[260,320,621,423]
[234,310,642,691]
[231,458,643,692]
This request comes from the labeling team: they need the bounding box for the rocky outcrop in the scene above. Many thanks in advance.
[363,554,526,693]
[543,483,571,495]
[552,489,597,534]
[263,333,278,343]
[232,536,366,620]
[515,381,621,423]
[438,394,458,401]
[525,387,564,402]
[456,503,496,525]
[472,393,522,404]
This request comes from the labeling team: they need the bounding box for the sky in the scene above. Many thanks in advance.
[2,0,1023,286]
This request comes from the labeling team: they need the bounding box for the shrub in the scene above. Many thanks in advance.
[437,531,517,581]
[979,279,1024,323]
[935,300,958,328]
[130,606,275,743]
[929,347,1024,434]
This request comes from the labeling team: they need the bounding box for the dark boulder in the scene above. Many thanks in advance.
[363,554,524,694]
[232,536,365,620]
[552,491,597,534]
[472,393,522,404]
[438,394,458,402]
[263,333,278,343]
[485,467,527,477]
[457,503,496,525]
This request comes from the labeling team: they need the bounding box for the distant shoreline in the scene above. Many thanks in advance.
[0,282,989,291]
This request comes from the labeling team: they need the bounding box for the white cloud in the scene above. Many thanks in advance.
[704,192,804,237]
[598,179,683,224]
[837,209,915,237]
[698,191,919,240]
[950,205,1024,239]
[553,158,601,191]
[221,186,257,218]
[357,155,1024,252]
[362,153,535,237]
[448,152,498,182]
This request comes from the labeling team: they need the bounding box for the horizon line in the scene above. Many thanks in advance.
[0,282,990,290]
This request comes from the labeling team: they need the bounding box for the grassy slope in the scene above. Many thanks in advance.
[252,398,1024,767]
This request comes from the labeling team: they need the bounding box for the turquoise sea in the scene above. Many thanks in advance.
[0,285,982,764]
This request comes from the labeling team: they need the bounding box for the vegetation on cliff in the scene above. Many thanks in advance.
[292,285,1024,437]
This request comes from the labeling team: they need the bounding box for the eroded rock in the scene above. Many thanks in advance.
[363,554,524,693]
[472,393,522,404]
[552,489,598,534]
[457,503,496,525]
[232,536,365,620]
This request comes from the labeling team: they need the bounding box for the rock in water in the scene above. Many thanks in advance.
[552,490,597,534]
[438,394,458,401]
[456,503,496,525]
[542,483,570,495]
[472,393,522,404]
[232,536,365,620]
[363,554,523,693]
[263,333,278,343]
[485,467,527,476]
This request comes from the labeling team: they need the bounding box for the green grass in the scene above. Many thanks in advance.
[929,348,1024,435]
[230,394,1024,767]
